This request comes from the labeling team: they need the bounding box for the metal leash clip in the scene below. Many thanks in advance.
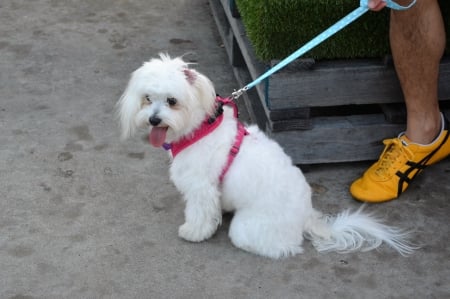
[231,86,248,100]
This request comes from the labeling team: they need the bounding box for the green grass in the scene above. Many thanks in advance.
[235,0,450,61]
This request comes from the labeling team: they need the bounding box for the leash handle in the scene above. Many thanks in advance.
[231,0,416,99]
[383,0,416,10]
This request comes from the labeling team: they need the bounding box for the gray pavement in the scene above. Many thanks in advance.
[0,0,449,298]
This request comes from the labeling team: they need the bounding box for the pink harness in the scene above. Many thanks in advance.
[161,96,248,184]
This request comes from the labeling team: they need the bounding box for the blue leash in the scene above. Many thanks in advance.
[231,0,416,99]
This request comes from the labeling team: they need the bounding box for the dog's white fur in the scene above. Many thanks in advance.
[118,54,415,259]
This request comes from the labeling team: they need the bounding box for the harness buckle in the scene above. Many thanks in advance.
[230,145,240,156]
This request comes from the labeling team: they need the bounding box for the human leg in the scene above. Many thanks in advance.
[390,0,445,144]
[350,0,450,203]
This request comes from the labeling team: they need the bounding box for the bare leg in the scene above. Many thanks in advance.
[390,0,446,144]
[350,1,449,203]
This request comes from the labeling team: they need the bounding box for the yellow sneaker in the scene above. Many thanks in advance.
[350,113,450,203]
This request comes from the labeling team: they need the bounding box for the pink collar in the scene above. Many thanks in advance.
[162,95,248,183]
[165,112,224,158]
[163,96,229,158]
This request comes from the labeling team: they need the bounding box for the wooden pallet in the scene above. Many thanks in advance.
[209,0,450,164]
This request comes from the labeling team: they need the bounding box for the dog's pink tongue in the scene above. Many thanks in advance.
[149,127,168,148]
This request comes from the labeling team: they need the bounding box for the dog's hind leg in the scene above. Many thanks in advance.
[228,209,304,259]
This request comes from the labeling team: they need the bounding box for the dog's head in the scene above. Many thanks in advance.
[117,54,216,146]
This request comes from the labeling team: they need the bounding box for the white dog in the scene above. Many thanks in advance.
[117,54,415,259]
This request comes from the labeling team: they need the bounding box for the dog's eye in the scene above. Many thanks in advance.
[167,97,177,106]
[144,95,151,103]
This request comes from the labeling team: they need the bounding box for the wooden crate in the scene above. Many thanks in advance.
[209,0,450,164]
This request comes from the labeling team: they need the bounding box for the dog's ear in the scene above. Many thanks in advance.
[117,83,141,140]
[186,69,217,116]
[183,68,197,85]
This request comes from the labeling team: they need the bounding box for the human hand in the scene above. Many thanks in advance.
[367,0,387,11]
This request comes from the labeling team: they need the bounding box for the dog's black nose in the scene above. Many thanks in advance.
[149,116,162,126]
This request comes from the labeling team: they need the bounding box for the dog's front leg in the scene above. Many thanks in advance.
[178,187,222,242]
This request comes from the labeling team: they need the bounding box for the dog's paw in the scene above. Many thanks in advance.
[178,221,217,242]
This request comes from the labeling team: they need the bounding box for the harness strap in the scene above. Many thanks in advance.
[219,122,249,184]
[216,96,249,183]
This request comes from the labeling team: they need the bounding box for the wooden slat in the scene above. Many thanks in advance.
[438,60,450,99]
[267,63,403,109]
[267,58,450,110]
[269,114,405,164]
[380,103,407,124]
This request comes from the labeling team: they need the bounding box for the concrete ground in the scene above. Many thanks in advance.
[0,0,449,298]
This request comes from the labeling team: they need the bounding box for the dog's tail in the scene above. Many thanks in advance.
[303,206,417,256]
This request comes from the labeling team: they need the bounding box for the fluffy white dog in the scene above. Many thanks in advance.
[118,54,415,259]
